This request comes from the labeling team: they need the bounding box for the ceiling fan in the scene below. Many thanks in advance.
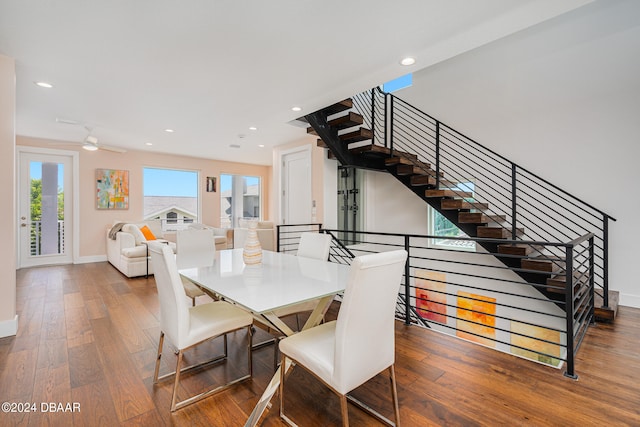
[55,118,128,153]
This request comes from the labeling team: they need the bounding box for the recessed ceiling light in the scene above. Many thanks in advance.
[249,126,258,131]
[258,144,265,148]
[291,106,302,112]
[145,142,153,146]
[400,57,416,66]
[164,129,174,133]
[35,81,53,88]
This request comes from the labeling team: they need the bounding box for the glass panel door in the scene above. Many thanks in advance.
[19,152,73,267]
[337,167,363,243]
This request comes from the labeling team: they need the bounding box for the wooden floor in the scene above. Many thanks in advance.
[2,261,639,426]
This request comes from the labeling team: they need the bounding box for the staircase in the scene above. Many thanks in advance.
[303,89,618,323]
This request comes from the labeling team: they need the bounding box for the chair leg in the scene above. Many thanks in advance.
[247,325,253,377]
[279,354,287,422]
[191,297,196,306]
[170,350,184,412]
[153,332,165,384]
[340,394,350,427]
[389,365,400,427]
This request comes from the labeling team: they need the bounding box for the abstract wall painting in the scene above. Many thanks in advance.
[96,169,129,209]
[511,321,562,367]
[456,291,497,347]
[415,270,447,323]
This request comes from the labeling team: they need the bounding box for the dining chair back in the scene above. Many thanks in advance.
[176,228,215,269]
[149,243,253,411]
[278,249,408,426]
[297,232,332,261]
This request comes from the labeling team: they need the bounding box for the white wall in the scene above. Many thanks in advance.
[0,55,17,337]
[395,0,640,307]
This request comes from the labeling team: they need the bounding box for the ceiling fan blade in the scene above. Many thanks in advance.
[98,144,127,153]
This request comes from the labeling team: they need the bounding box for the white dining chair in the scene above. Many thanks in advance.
[149,243,254,412]
[265,232,334,368]
[176,228,215,305]
[296,232,332,260]
[278,249,408,427]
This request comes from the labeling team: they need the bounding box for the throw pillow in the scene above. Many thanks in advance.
[140,225,157,241]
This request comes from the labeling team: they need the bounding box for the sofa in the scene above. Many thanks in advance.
[107,221,232,278]
[106,221,177,277]
[233,221,275,252]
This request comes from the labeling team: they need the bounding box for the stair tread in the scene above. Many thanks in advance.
[497,244,542,256]
[594,290,619,322]
[321,99,353,116]
[522,255,566,273]
[340,127,373,143]
[307,111,363,135]
[348,144,418,159]
[385,156,431,168]
[459,213,507,224]
[477,226,524,239]
[426,189,473,198]
[397,164,444,177]
[441,199,489,210]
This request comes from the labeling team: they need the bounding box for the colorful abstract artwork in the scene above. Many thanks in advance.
[96,169,129,209]
[511,321,561,367]
[415,270,447,323]
[456,291,496,347]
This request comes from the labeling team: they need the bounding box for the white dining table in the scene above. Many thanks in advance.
[179,248,351,426]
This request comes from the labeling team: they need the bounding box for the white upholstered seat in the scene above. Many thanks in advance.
[278,249,407,426]
[149,244,253,411]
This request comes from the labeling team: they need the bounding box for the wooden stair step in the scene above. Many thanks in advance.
[348,144,418,159]
[441,199,489,210]
[385,156,431,168]
[396,164,443,177]
[546,270,588,288]
[307,111,363,135]
[410,175,458,188]
[498,244,541,256]
[296,99,353,123]
[321,99,353,116]
[459,212,507,224]
[522,255,565,273]
[317,139,328,148]
[340,127,373,143]
[476,226,524,239]
[594,290,619,322]
[426,189,473,199]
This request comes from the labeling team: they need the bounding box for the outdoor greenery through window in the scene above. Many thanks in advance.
[143,168,198,231]
[430,181,476,250]
[220,174,261,228]
[30,162,64,255]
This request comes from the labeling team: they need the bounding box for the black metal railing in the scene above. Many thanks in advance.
[277,225,595,379]
[350,87,616,308]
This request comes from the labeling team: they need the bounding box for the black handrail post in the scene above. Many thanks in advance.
[370,89,376,146]
[564,244,577,379]
[435,121,440,188]
[603,215,610,308]
[511,164,517,241]
[384,92,389,149]
[389,94,394,154]
[589,235,596,324]
[276,225,281,253]
[404,235,411,326]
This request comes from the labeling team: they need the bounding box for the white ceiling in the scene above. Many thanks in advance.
[0,0,592,165]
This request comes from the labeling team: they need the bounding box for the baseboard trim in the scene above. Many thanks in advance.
[0,315,18,338]
[620,292,640,309]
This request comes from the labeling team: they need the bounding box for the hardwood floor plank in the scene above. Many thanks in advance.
[4,262,640,426]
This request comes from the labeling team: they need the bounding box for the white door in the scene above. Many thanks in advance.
[18,151,74,267]
[282,149,312,225]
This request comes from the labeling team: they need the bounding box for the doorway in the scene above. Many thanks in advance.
[281,148,312,225]
[337,166,363,242]
[18,148,76,267]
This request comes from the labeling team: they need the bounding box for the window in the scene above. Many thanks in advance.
[220,174,261,228]
[382,73,413,93]
[429,181,476,251]
[143,168,198,231]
